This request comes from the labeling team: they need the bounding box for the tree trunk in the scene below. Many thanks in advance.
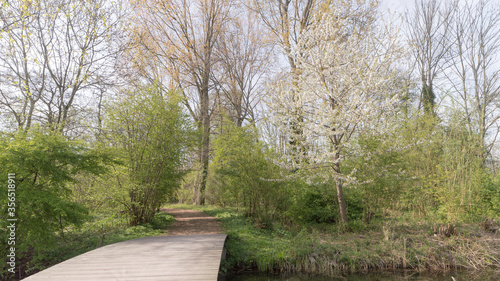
[333,154,348,223]
[335,177,349,224]
[197,86,210,205]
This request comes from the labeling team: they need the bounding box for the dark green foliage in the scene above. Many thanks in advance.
[299,189,335,223]
[288,183,336,223]
[344,188,364,222]
[286,180,363,224]
[480,175,500,218]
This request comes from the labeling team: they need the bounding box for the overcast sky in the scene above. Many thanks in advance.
[381,0,414,16]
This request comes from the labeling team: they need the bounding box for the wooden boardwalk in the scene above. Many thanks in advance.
[22,234,227,281]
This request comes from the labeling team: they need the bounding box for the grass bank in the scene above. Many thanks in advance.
[12,211,175,281]
[171,205,500,277]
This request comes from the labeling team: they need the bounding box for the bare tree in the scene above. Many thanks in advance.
[215,12,273,127]
[249,0,317,152]
[134,0,233,205]
[404,0,454,116]
[250,0,315,75]
[446,0,500,157]
[0,0,41,131]
[0,0,126,134]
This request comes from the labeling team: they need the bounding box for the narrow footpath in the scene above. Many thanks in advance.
[161,208,225,236]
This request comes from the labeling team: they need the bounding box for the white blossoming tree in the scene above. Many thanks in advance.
[269,1,405,223]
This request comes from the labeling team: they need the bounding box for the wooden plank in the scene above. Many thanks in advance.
[22,234,227,281]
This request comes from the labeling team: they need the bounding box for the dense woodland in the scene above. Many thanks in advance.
[1,0,500,277]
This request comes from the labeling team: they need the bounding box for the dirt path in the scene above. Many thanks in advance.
[161,208,224,236]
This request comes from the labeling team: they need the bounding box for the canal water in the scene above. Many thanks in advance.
[223,270,500,281]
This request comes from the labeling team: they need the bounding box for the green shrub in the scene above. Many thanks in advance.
[209,118,287,221]
[122,225,163,238]
[150,212,175,229]
[344,188,364,221]
[483,175,500,220]
[289,183,336,224]
[106,84,195,225]
[0,129,112,279]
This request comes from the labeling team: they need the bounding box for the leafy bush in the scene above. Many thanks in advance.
[150,212,175,229]
[105,84,195,225]
[292,185,336,223]
[0,129,112,279]
[483,175,500,220]
[209,118,287,222]
[123,225,160,236]
[175,170,198,204]
[110,224,164,241]
[344,188,364,222]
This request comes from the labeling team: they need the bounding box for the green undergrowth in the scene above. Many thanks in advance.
[18,211,174,280]
[170,204,500,277]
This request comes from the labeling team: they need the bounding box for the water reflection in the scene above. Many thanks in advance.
[222,270,500,281]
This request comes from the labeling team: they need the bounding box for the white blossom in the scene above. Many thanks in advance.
[269,4,407,183]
